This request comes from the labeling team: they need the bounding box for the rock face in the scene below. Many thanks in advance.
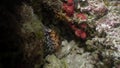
[19,4,45,68]
[0,0,120,68]
[43,0,120,68]
[44,40,96,68]
[0,0,63,67]
[0,0,45,68]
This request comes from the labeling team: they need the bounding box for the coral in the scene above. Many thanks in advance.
[18,3,45,67]
[95,5,120,59]
[44,40,101,68]
[44,27,61,55]
[44,27,55,55]
[80,0,108,19]
[76,13,87,21]
[55,40,75,58]
[42,0,62,12]
[96,6,120,33]
[62,0,74,17]
[0,0,46,68]
[3,0,116,68]
[43,0,120,68]
[75,29,87,39]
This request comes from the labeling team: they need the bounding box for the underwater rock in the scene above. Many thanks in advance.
[96,6,120,33]
[43,0,62,12]
[18,3,45,67]
[63,52,95,68]
[44,40,99,68]
[80,0,108,17]
[55,40,76,58]
[44,55,62,68]
[43,0,120,68]
[0,1,45,67]
[95,5,120,58]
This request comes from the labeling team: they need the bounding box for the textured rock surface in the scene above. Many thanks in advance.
[0,1,45,68]
[44,40,97,68]
[0,0,120,68]
[43,0,120,68]
[19,4,45,68]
